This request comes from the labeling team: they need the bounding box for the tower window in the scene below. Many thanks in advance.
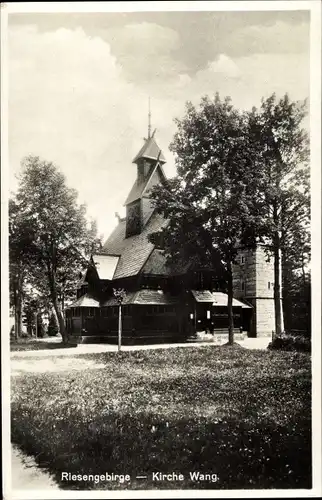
[241,256,245,264]
[241,280,245,291]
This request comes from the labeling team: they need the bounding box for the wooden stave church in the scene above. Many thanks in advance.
[65,130,257,344]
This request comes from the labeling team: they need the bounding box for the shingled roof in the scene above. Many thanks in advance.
[124,178,147,206]
[132,136,166,164]
[142,248,189,276]
[124,162,167,206]
[102,289,179,306]
[67,294,100,309]
[191,290,252,308]
[102,212,166,279]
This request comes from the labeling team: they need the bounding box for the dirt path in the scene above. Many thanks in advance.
[11,338,270,375]
[11,337,270,361]
[11,444,59,491]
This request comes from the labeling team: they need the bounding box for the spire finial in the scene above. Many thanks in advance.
[148,97,151,139]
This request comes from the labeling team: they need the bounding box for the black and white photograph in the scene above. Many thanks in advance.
[1,1,321,498]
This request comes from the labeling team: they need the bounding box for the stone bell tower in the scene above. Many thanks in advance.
[232,245,284,337]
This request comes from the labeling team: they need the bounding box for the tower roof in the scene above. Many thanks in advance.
[132,136,166,164]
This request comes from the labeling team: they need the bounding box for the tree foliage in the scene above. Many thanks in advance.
[248,93,310,335]
[11,155,102,341]
[150,94,261,344]
[9,199,36,339]
[150,93,310,339]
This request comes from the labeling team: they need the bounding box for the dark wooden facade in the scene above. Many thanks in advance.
[66,132,252,343]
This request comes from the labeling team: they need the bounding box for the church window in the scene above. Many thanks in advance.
[241,280,245,291]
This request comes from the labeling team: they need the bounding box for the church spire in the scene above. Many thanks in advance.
[148,97,151,139]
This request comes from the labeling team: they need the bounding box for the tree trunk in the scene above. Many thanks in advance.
[48,269,67,342]
[273,232,282,337]
[227,261,234,345]
[53,300,67,342]
[14,309,19,341]
[13,275,23,340]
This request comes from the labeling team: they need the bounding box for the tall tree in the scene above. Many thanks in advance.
[282,219,311,333]
[9,199,35,339]
[150,95,261,345]
[14,156,101,342]
[248,94,310,336]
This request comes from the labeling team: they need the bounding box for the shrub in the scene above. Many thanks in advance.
[268,333,311,352]
[36,315,45,338]
[48,313,59,337]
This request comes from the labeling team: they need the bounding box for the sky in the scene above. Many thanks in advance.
[8,8,310,240]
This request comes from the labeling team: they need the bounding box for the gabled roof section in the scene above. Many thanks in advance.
[124,180,146,207]
[67,294,100,309]
[76,273,88,289]
[102,289,179,306]
[132,136,166,164]
[92,254,120,280]
[102,212,166,279]
[124,162,167,206]
[142,248,189,276]
[191,290,252,308]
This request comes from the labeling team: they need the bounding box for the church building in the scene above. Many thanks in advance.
[66,125,280,343]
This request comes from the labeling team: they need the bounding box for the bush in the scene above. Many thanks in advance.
[36,315,45,338]
[48,313,59,337]
[268,333,311,352]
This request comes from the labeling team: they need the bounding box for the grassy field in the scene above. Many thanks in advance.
[10,338,72,352]
[11,346,311,490]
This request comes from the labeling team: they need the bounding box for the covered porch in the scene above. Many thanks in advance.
[189,290,253,336]
[65,294,100,336]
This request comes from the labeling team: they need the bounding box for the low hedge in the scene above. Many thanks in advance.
[268,333,311,352]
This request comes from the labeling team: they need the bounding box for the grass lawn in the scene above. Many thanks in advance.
[11,346,311,490]
[10,338,73,352]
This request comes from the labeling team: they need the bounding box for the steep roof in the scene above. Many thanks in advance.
[67,294,100,309]
[124,178,147,206]
[102,289,179,306]
[191,290,252,308]
[124,162,167,206]
[132,136,166,164]
[102,212,165,279]
[142,248,189,276]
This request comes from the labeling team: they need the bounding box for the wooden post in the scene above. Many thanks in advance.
[118,304,122,352]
